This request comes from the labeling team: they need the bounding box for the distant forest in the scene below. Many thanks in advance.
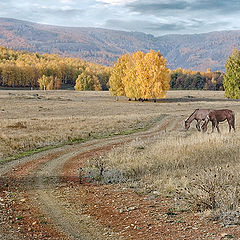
[0,46,224,91]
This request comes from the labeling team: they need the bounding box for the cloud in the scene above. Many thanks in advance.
[115,0,240,35]
[126,0,240,16]
[104,19,186,34]
[190,0,240,13]
[60,0,73,3]
[129,1,188,14]
[0,0,240,36]
[97,0,137,5]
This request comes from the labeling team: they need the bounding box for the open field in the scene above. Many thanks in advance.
[0,90,165,159]
[0,89,240,239]
[0,89,239,159]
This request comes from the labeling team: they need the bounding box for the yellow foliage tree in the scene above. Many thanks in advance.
[109,54,130,97]
[38,75,53,90]
[74,68,101,91]
[137,49,170,99]
[109,49,170,100]
[0,46,109,89]
[123,51,143,99]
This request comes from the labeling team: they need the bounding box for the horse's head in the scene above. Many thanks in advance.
[201,115,210,132]
[184,119,190,130]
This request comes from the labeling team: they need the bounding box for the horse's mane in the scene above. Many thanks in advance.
[185,109,199,121]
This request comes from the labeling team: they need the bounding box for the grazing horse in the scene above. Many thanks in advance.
[201,109,235,133]
[185,109,212,131]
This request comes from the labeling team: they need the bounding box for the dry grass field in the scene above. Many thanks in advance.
[1,89,240,239]
[0,90,163,159]
[0,90,238,160]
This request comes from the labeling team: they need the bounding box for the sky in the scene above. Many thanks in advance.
[0,0,240,36]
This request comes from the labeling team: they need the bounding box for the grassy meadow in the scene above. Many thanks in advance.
[0,90,163,159]
[0,90,238,159]
[1,89,240,215]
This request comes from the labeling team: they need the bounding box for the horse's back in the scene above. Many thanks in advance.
[195,109,212,120]
[209,109,234,121]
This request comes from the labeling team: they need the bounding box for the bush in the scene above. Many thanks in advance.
[179,165,240,213]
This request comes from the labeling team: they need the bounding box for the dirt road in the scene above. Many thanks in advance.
[1,114,239,239]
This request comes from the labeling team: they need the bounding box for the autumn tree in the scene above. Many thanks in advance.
[137,50,170,99]
[74,68,101,91]
[38,75,53,90]
[1,64,18,87]
[123,52,142,99]
[223,48,240,99]
[109,54,130,97]
[170,68,223,90]
[96,66,111,90]
[109,50,170,100]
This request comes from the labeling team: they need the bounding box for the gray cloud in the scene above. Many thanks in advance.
[127,0,240,15]
[0,0,90,27]
[0,0,239,36]
[127,1,188,14]
[190,0,240,13]
[120,0,240,35]
[105,19,186,33]
[104,17,231,36]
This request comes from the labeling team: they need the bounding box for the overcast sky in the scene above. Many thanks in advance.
[0,0,240,36]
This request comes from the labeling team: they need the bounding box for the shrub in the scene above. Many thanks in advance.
[179,165,240,213]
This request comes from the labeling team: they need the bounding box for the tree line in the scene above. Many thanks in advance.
[170,68,224,90]
[0,46,239,99]
[0,46,110,90]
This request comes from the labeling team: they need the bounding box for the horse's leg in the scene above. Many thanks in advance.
[227,118,232,132]
[196,120,201,132]
[232,115,236,132]
[212,121,216,133]
[216,122,221,133]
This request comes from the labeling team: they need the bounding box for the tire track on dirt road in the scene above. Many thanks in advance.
[30,150,120,240]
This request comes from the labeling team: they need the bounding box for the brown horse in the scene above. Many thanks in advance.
[185,109,212,131]
[201,109,235,133]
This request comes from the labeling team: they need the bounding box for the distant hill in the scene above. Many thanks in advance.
[0,17,240,71]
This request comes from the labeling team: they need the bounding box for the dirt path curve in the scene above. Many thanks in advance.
[0,114,185,239]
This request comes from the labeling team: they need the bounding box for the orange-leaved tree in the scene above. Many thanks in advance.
[109,54,129,97]
[123,51,143,99]
[137,49,170,99]
[38,75,53,90]
[109,49,170,100]
[74,67,101,91]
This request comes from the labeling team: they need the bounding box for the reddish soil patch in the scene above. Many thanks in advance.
[4,150,66,178]
[61,183,240,240]
[63,143,121,178]
[0,150,70,239]
[0,189,69,239]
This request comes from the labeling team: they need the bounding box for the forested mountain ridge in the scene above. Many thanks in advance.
[0,17,240,71]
